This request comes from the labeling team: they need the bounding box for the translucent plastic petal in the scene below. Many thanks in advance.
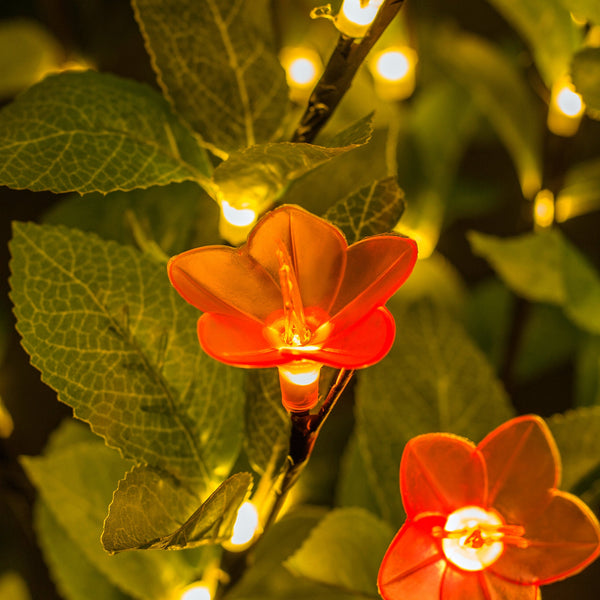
[168,246,281,322]
[440,567,488,600]
[247,205,347,310]
[197,313,283,367]
[481,572,538,600]
[478,416,560,524]
[330,235,417,329]
[378,516,446,600]
[306,306,396,369]
[401,433,486,519]
[490,490,600,585]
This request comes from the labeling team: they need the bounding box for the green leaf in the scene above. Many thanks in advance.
[10,222,245,493]
[44,182,221,256]
[21,436,201,600]
[548,407,600,493]
[556,158,600,221]
[572,47,600,114]
[484,0,582,84]
[0,572,30,600]
[356,302,514,525]
[0,71,212,194]
[286,508,394,598]
[0,19,62,99]
[213,140,366,215]
[468,229,600,335]
[35,501,132,600]
[323,177,405,244]
[558,0,600,23]
[575,335,600,407]
[433,28,543,198]
[103,468,252,552]
[132,0,287,153]
[244,369,290,476]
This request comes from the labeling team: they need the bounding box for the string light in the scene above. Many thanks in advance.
[280,47,322,102]
[533,189,555,229]
[335,0,384,38]
[179,583,212,600]
[547,77,585,137]
[218,200,258,245]
[370,47,417,100]
[229,501,260,548]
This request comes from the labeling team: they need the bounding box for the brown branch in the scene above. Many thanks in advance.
[291,0,407,143]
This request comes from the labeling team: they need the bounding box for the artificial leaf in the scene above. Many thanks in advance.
[558,0,600,23]
[244,369,290,476]
[356,302,514,525]
[10,222,244,493]
[44,181,220,256]
[575,336,600,407]
[484,0,581,84]
[35,501,132,600]
[286,508,394,597]
[21,437,199,600]
[103,468,252,552]
[323,177,405,245]
[132,0,287,153]
[556,158,600,222]
[0,18,62,99]
[572,47,600,114]
[212,140,367,216]
[323,113,374,148]
[0,71,212,194]
[548,407,600,493]
[469,229,600,335]
[432,27,542,198]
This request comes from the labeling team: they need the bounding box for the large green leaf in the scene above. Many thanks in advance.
[548,408,600,493]
[323,177,405,245]
[286,508,393,598]
[432,28,542,198]
[21,437,201,600]
[35,501,132,600]
[0,71,212,194]
[103,468,251,552]
[44,182,221,257]
[356,302,514,526]
[132,0,287,154]
[469,229,600,335]
[484,0,581,84]
[572,47,600,114]
[10,223,244,493]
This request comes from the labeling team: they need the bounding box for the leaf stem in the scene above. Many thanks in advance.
[291,0,406,143]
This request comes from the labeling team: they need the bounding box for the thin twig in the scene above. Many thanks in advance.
[291,0,407,143]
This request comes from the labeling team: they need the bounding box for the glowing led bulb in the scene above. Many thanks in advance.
[230,501,260,547]
[289,58,317,86]
[371,47,417,100]
[548,78,585,137]
[533,189,555,228]
[376,50,410,81]
[336,0,384,38]
[218,200,258,245]
[180,583,211,600]
[280,47,322,101]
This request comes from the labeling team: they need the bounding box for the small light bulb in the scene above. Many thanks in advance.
[336,0,384,38]
[533,189,555,228]
[280,47,322,101]
[556,87,584,117]
[180,583,212,600]
[220,200,257,228]
[376,50,410,81]
[547,78,586,137]
[230,502,260,547]
[370,47,417,100]
[289,58,317,86]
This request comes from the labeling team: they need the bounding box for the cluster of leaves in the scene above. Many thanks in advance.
[1,0,600,599]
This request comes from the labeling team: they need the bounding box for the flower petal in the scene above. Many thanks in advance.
[478,415,560,524]
[330,235,417,329]
[490,490,600,585]
[441,568,538,600]
[247,205,347,310]
[400,433,486,519]
[197,313,283,367]
[378,516,446,600]
[307,306,396,369]
[168,246,281,322]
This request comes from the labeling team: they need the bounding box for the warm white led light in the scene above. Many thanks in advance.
[336,0,384,37]
[289,57,317,86]
[548,77,586,137]
[556,86,584,117]
[220,200,257,228]
[279,366,321,386]
[375,50,410,81]
[230,502,260,546]
[180,583,212,600]
[533,189,555,228]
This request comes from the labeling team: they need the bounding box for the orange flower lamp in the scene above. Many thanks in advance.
[378,416,600,599]
[168,205,417,412]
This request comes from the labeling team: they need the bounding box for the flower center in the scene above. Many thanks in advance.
[276,242,312,347]
[433,506,526,572]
